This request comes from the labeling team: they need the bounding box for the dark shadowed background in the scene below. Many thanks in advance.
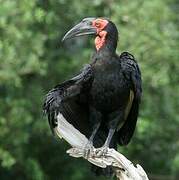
[0,0,179,179]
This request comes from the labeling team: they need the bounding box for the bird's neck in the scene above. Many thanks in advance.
[94,32,118,57]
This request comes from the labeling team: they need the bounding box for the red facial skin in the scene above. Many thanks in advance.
[92,19,108,51]
[95,31,107,51]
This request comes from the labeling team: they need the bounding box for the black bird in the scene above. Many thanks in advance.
[43,17,142,177]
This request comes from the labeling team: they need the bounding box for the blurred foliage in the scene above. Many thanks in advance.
[0,0,179,179]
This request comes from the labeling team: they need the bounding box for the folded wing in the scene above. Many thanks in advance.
[118,52,142,145]
[43,64,94,138]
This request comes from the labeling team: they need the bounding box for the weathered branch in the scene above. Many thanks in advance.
[55,113,149,180]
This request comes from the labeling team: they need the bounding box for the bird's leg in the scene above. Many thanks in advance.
[96,110,124,157]
[95,128,115,157]
[83,122,101,158]
[89,122,101,143]
[104,128,116,147]
[83,108,102,159]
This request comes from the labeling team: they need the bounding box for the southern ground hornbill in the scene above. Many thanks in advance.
[43,17,142,177]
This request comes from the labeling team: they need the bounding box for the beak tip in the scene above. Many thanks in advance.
[61,36,66,42]
[62,33,70,42]
[61,20,97,42]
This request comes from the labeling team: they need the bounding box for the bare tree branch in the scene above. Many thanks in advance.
[55,113,149,180]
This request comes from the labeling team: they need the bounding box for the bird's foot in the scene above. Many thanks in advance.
[95,146,108,158]
[83,141,95,159]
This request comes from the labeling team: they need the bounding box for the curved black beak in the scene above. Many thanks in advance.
[62,18,97,42]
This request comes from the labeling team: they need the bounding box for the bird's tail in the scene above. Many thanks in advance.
[91,127,117,177]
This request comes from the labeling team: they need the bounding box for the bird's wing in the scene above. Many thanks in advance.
[43,64,93,137]
[118,52,142,145]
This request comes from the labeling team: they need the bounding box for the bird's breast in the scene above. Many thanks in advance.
[89,60,130,112]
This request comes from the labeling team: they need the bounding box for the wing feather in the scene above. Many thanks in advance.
[43,65,93,137]
[118,52,142,145]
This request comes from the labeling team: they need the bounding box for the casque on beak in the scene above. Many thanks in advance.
[62,18,97,42]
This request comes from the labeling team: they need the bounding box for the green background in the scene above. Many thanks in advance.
[0,0,179,179]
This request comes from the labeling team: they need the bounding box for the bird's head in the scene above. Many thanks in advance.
[62,17,118,52]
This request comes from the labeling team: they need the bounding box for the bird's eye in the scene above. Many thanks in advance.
[95,22,101,27]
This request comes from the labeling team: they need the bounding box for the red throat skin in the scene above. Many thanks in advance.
[92,19,108,51]
[95,31,107,51]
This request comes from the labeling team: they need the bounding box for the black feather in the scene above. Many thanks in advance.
[118,52,142,145]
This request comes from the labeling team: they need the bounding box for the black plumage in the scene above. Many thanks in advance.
[43,17,142,177]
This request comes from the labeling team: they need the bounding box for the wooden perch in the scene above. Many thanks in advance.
[54,113,149,180]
